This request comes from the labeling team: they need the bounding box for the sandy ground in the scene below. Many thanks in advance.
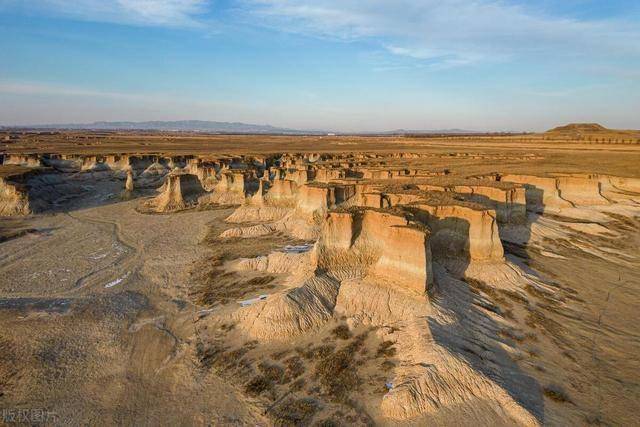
[0,198,268,424]
[1,135,639,425]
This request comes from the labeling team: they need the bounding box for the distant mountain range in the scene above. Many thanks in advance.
[1,120,481,135]
[4,120,320,135]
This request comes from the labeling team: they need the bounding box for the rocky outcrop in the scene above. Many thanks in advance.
[0,176,30,216]
[200,171,246,205]
[453,185,527,224]
[555,176,609,206]
[3,155,41,168]
[500,175,573,212]
[295,185,335,217]
[285,169,309,185]
[264,178,298,207]
[125,169,134,192]
[319,209,432,294]
[315,168,344,183]
[411,203,504,262]
[500,174,613,211]
[142,173,205,213]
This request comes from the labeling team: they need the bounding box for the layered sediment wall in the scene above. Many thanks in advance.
[319,209,432,294]
[411,203,503,262]
[143,173,205,212]
[0,176,31,216]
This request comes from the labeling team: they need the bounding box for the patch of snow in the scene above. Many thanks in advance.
[282,244,313,253]
[104,271,130,288]
[239,294,268,307]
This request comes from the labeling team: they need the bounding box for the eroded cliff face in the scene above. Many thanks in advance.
[319,209,432,294]
[499,174,609,211]
[142,173,205,213]
[412,203,504,262]
[295,185,336,217]
[0,177,30,216]
[453,185,527,224]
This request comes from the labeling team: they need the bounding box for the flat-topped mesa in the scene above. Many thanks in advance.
[0,174,31,216]
[3,154,42,168]
[319,209,433,294]
[104,155,132,171]
[555,176,610,206]
[411,201,503,263]
[199,171,248,205]
[335,182,388,209]
[376,189,505,263]
[215,171,245,194]
[314,168,344,183]
[358,168,393,180]
[294,182,357,216]
[226,179,358,228]
[142,172,205,213]
[80,155,121,173]
[295,184,336,217]
[451,184,527,224]
[500,174,609,211]
[284,169,309,186]
[499,175,571,212]
[263,178,299,207]
[185,159,220,191]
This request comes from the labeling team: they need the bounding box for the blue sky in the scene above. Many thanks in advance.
[1,0,639,131]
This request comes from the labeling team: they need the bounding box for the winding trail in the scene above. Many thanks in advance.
[63,210,142,295]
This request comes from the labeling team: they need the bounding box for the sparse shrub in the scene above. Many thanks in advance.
[499,289,529,305]
[331,324,352,340]
[290,378,306,392]
[196,341,226,369]
[245,375,271,396]
[376,341,397,358]
[543,384,571,403]
[315,346,360,401]
[284,356,306,379]
[381,360,395,371]
[465,277,497,298]
[305,344,335,360]
[258,361,287,384]
[272,398,320,426]
[315,418,339,427]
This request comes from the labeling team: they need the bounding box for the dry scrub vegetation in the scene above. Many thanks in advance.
[196,321,395,425]
[189,224,308,306]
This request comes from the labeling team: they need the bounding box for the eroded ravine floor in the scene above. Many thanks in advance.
[0,201,267,424]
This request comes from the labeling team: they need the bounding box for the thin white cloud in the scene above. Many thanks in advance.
[115,0,208,26]
[244,0,640,67]
[10,0,210,27]
[0,80,144,100]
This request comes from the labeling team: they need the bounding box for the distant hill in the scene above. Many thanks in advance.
[1,120,484,135]
[4,120,326,135]
[547,123,608,134]
[546,123,639,140]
